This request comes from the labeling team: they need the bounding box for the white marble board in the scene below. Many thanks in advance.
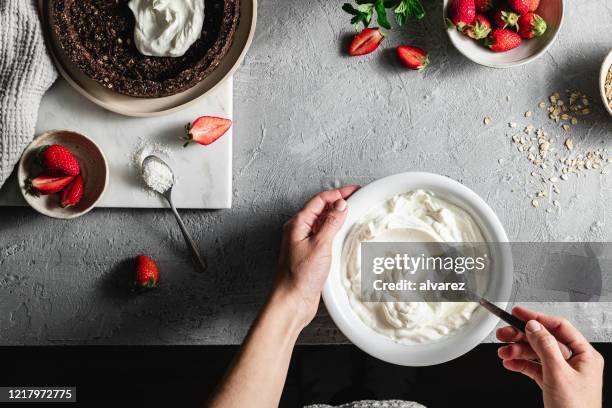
[0,78,233,209]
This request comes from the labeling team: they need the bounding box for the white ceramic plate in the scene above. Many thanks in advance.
[40,0,256,116]
[599,49,612,118]
[443,0,563,68]
[322,172,513,366]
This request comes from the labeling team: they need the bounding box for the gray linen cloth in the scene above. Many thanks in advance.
[0,0,57,187]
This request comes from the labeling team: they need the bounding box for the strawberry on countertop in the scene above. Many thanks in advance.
[38,144,80,176]
[60,175,84,208]
[485,28,522,52]
[518,12,547,39]
[348,27,385,56]
[184,116,232,147]
[26,175,75,196]
[135,255,159,289]
[396,46,430,70]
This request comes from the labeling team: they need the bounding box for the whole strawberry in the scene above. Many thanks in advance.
[526,0,540,11]
[38,144,80,176]
[518,12,547,39]
[492,8,519,30]
[396,46,430,70]
[447,0,476,31]
[465,13,492,40]
[474,0,494,12]
[134,255,159,289]
[485,28,522,52]
[507,0,529,15]
[348,27,385,56]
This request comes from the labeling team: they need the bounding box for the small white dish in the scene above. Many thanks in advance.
[443,0,563,68]
[322,172,512,366]
[599,49,612,118]
[18,130,109,219]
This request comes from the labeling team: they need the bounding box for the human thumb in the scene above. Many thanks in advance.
[315,199,348,244]
[525,320,566,369]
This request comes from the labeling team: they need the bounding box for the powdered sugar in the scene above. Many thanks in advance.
[130,140,174,195]
[142,158,173,193]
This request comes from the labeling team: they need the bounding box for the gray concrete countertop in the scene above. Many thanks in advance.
[1,0,611,345]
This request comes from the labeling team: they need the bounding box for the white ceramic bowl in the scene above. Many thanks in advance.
[599,49,612,118]
[18,130,109,219]
[443,0,563,68]
[322,172,513,366]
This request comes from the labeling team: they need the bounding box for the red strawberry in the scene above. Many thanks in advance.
[474,0,495,12]
[485,28,522,52]
[465,13,492,39]
[507,0,529,15]
[526,0,540,11]
[60,175,84,207]
[135,255,159,289]
[518,12,547,39]
[348,28,385,56]
[183,116,232,147]
[38,145,80,176]
[396,46,430,70]
[26,175,75,196]
[447,0,476,30]
[492,8,519,29]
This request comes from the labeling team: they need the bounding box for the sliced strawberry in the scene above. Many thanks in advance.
[60,175,84,207]
[348,28,385,56]
[184,116,232,147]
[397,46,430,70]
[26,175,75,196]
[38,144,80,176]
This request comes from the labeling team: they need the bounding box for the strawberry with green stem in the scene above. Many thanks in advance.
[485,28,522,52]
[447,0,476,31]
[396,45,429,70]
[134,255,159,290]
[518,12,547,39]
[465,13,492,40]
[492,8,519,30]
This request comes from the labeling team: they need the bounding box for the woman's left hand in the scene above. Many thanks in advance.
[274,185,360,329]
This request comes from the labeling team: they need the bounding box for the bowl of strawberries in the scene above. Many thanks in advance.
[18,130,108,219]
[444,0,563,68]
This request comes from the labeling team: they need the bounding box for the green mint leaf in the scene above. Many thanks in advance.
[342,3,359,15]
[405,0,425,20]
[374,0,391,29]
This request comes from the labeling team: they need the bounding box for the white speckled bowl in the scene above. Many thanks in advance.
[18,130,108,219]
[443,0,563,68]
[599,49,612,118]
[322,172,513,366]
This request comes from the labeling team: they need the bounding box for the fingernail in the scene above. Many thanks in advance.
[334,199,347,212]
[526,320,541,333]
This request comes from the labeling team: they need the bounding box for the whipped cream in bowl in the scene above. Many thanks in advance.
[128,0,205,57]
[322,173,512,366]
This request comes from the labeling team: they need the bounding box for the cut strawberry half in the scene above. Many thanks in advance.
[348,28,385,56]
[184,116,232,147]
[396,46,430,70]
[25,175,75,196]
[60,175,84,207]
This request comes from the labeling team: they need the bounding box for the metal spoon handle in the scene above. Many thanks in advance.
[166,197,207,273]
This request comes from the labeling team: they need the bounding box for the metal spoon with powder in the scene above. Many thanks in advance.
[141,155,207,273]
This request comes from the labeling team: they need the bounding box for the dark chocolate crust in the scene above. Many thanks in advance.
[51,0,239,98]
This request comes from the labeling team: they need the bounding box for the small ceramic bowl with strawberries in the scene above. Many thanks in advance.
[443,0,563,68]
[18,130,108,219]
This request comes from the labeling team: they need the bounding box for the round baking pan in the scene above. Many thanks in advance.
[40,0,256,117]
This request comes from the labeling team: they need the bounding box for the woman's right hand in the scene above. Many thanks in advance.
[496,306,604,408]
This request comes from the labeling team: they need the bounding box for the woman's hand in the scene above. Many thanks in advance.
[497,306,604,408]
[273,185,360,329]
